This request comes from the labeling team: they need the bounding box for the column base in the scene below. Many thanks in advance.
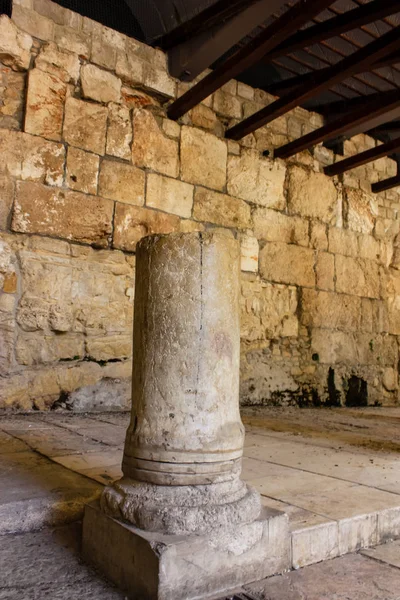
[82,501,290,600]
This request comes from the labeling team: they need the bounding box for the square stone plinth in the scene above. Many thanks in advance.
[82,501,290,600]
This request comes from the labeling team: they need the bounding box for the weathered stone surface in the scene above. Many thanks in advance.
[106,103,132,160]
[287,166,338,223]
[63,97,108,155]
[132,109,179,178]
[12,4,54,42]
[240,235,259,273]
[0,15,32,70]
[0,129,65,186]
[259,243,316,288]
[311,329,356,364]
[253,208,309,246]
[301,289,361,331]
[113,203,180,252]
[346,188,378,234]
[335,255,380,299]
[16,332,85,365]
[54,24,90,58]
[328,227,358,257]
[66,147,99,195]
[25,68,66,141]
[193,187,251,229]
[115,50,144,87]
[12,181,113,246]
[190,104,219,131]
[213,88,242,119]
[86,335,132,361]
[81,64,121,104]
[316,252,334,291]
[181,126,227,191]
[358,234,381,262]
[0,176,14,229]
[228,151,286,209]
[35,41,80,83]
[0,66,25,130]
[98,160,144,206]
[146,173,193,218]
[241,278,298,340]
[310,222,328,250]
[143,63,176,98]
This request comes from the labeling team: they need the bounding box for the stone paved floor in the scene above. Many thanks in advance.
[1,524,400,599]
[1,407,400,571]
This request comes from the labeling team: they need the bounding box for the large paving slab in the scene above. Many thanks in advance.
[245,552,400,600]
[1,408,400,567]
[0,524,124,600]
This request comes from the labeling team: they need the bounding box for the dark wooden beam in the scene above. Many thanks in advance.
[167,0,337,121]
[368,121,400,135]
[265,0,400,62]
[372,172,400,193]
[160,0,258,49]
[168,0,287,81]
[226,25,400,140]
[267,50,400,97]
[324,137,400,177]
[274,90,400,159]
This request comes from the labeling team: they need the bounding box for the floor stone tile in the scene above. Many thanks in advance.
[0,431,29,454]
[246,553,400,599]
[362,539,400,569]
[8,427,111,456]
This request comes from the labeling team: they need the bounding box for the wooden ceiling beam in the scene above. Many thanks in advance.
[372,171,400,193]
[264,0,400,62]
[324,137,400,177]
[168,0,287,82]
[266,50,400,97]
[226,25,400,140]
[167,0,337,121]
[274,90,400,159]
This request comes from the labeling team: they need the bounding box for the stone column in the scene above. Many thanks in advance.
[83,232,289,600]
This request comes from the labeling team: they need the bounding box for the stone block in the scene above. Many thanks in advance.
[213,89,242,119]
[259,242,315,288]
[190,104,219,131]
[113,203,180,252]
[338,515,378,555]
[291,521,339,569]
[35,41,80,83]
[0,129,65,186]
[287,165,338,223]
[92,34,117,71]
[25,68,66,141]
[86,335,132,361]
[115,51,144,87]
[311,329,356,364]
[81,64,121,104]
[181,126,227,191]
[146,174,193,219]
[0,66,25,130]
[54,24,89,58]
[335,255,380,298]
[106,103,132,160]
[253,208,309,246]
[346,188,378,234]
[16,332,85,365]
[132,109,179,178]
[358,234,381,262]
[99,160,145,206]
[300,289,361,331]
[228,151,286,209]
[240,235,259,273]
[0,14,32,70]
[12,181,113,247]
[241,278,298,341]
[310,222,328,250]
[316,252,335,291]
[193,187,251,229]
[63,97,108,155]
[83,502,290,600]
[143,64,176,99]
[328,227,358,257]
[0,176,14,230]
[66,147,99,195]
[11,5,54,41]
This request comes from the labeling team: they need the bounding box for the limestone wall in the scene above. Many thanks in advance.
[1,0,400,410]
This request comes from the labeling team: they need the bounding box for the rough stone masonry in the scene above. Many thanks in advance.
[1,0,400,410]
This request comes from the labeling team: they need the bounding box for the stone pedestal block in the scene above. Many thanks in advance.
[83,502,290,600]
